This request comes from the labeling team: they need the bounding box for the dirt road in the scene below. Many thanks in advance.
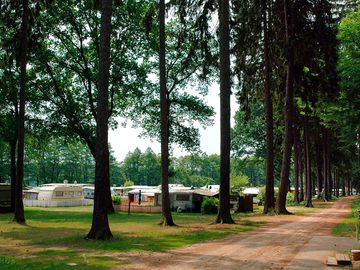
[118,197,357,270]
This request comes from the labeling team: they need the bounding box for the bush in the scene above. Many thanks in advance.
[286,192,297,206]
[201,197,219,214]
[257,186,278,206]
[112,195,122,205]
[257,187,266,206]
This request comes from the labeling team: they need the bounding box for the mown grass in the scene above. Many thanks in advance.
[0,200,334,270]
[0,206,265,269]
[333,198,360,238]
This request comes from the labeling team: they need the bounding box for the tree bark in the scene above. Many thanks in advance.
[216,0,234,224]
[335,169,339,197]
[347,170,351,196]
[304,116,313,207]
[10,139,17,212]
[299,138,304,202]
[86,0,113,240]
[263,0,275,214]
[329,166,333,198]
[159,0,175,226]
[323,129,329,201]
[315,133,323,196]
[293,125,300,204]
[14,0,29,224]
[275,0,294,215]
[87,139,114,213]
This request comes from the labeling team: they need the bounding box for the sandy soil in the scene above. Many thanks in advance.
[116,196,358,270]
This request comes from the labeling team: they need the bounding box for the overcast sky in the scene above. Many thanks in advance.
[108,82,239,161]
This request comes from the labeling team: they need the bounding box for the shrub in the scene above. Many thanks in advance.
[286,192,297,206]
[257,186,279,206]
[201,197,219,214]
[112,195,122,205]
[123,180,134,187]
[257,187,266,206]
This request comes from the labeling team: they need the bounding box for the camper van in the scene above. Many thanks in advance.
[0,184,11,212]
[24,183,92,207]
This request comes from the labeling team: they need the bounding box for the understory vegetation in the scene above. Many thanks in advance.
[333,199,360,238]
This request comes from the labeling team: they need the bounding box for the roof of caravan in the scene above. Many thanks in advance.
[112,185,158,190]
[152,188,218,196]
[36,184,83,191]
[242,187,260,195]
[128,188,160,195]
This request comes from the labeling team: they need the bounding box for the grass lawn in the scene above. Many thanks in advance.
[0,200,330,270]
[0,206,264,270]
[333,198,360,238]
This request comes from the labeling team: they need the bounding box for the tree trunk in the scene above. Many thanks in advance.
[275,0,294,215]
[329,167,333,198]
[347,171,351,196]
[86,0,113,240]
[14,0,29,224]
[315,133,323,196]
[323,129,329,201]
[10,139,17,212]
[159,0,175,226]
[263,0,275,214]
[335,169,339,197]
[299,139,304,202]
[341,172,349,197]
[293,125,300,204]
[87,140,114,213]
[304,117,313,207]
[216,0,234,224]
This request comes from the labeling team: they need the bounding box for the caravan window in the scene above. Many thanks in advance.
[176,194,190,201]
[55,191,64,197]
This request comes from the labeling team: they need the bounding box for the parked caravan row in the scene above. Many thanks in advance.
[24,183,93,207]
[0,184,11,212]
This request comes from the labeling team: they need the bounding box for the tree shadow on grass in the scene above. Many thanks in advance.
[0,219,264,254]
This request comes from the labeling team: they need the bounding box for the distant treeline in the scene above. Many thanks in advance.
[0,136,264,187]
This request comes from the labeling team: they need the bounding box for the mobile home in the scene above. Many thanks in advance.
[24,183,92,207]
[0,184,11,212]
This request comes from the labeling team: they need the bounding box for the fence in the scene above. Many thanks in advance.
[24,199,93,207]
[114,204,162,213]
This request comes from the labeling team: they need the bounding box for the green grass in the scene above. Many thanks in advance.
[0,206,265,269]
[333,198,360,238]
[0,254,124,270]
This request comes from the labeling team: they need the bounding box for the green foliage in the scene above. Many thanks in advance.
[231,101,265,158]
[257,186,278,206]
[172,154,219,186]
[29,0,154,152]
[256,187,266,206]
[25,136,93,184]
[230,174,249,193]
[286,192,297,206]
[121,148,161,186]
[231,156,265,187]
[111,195,122,205]
[201,197,219,214]
[123,180,134,187]
[188,175,215,187]
[128,2,216,152]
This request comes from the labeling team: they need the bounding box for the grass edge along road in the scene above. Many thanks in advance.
[0,200,341,270]
[333,197,360,238]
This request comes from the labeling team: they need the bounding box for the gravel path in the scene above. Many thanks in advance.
[117,196,357,270]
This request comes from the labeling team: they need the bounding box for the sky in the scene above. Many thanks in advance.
[108,82,239,162]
